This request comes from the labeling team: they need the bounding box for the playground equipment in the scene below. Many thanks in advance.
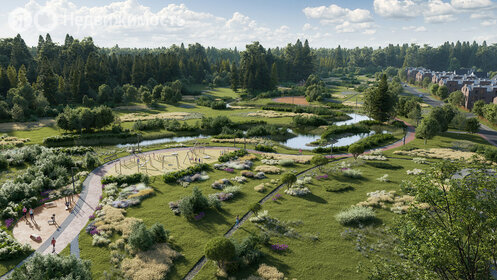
[161,153,180,170]
[183,141,208,164]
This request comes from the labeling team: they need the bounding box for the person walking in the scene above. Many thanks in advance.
[22,207,27,221]
[29,208,34,221]
[51,238,56,253]
[235,215,239,226]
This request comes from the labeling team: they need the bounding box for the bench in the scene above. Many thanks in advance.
[30,234,42,242]
[44,202,56,208]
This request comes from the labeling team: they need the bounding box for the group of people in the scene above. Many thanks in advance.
[22,207,35,222]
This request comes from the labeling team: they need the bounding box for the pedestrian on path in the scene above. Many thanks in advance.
[235,215,239,226]
[22,207,27,221]
[29,208,34,221]
[51,237,56,253]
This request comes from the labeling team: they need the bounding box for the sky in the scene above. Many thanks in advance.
[1,0,497,49]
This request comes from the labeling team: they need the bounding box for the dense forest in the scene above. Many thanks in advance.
[0,33,496,122]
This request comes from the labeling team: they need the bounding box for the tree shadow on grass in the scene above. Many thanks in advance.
[190,209,230,231]
[302,193,327,204]
[344,217,383,228]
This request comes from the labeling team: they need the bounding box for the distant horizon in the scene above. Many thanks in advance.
[1,0,497,49]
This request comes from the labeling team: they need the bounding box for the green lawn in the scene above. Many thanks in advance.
[78,160,312,279]
[195,157,424,279]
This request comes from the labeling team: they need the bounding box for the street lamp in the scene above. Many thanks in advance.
[71,167,78,201]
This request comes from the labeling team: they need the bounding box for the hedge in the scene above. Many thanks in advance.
[218,149,248,163]
[101,173,150,185]
[163,163,211,183]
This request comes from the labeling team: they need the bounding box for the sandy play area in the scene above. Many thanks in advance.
[106,147,230,176]
[272,96,309,105]
[13,196,78,250]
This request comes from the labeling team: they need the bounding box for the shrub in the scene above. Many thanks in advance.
[292,115,327,127]
[365,161,403,170]
[376,174,390,182]
[343,169,362,178]
[178,187,213,219]
[0,154,8,170]
[310,155,328,166]
[218,149,248,163]
[150,223,169,243]
[278,159,294,167]
[128,221,154,251]
[254,144,275,153]
[0,230,32,260]
[204,237,236,272]
[101,173,149,185]
[83,152,100,170]
[335,206,376,226]
[163,163,211,183]
[325,184,353,192]
[10,253,91,280]
[257,264,284,280]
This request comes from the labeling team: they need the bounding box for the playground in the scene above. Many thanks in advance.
[105,145,232,176]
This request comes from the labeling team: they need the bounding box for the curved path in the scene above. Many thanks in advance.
[1,121,414,279]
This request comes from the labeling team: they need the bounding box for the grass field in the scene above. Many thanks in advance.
[79,159,311,279]
[195,156,424,279]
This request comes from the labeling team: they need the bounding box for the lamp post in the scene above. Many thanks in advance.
[71,167,78,201]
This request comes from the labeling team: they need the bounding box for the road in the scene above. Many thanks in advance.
[403,85,497,147]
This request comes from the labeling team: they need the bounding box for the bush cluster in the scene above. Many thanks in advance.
[0,145,76,219]
[56,105,115,132]
[128,221,169,251]
[101,173,150,185]
[178,187,218,219]
[335,206,376,226]
[254,144,275,153]
[292,115,327,127]
[163,163,211,183]
[246,125,287,138]
[0,229,32,260]
[133,118,196,132]
[218,149,248,163]
[43,132,139,147]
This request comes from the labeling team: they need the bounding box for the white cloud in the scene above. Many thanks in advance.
[470,11,495,18]
[425,14,457,22]
[373,0,420,18]
[402,25,428,31]
[303,4,373,23]
[303,4,374,34]
[481,19,497,25]
[451,0,493,9]
[363,29,377,35]
[6,0,301,48]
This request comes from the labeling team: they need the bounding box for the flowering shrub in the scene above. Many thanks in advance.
[316,174,329,180]
[342,169,362,178]
[376,174,390,182]
[271,244,289,251]
[257,264,284,280]
[272,194,282,201]
[0,229,32,260]
[406,168,424,175]
[5,218,14,228]
[223,168,234,173]
[413,157,428,164]
[284,187,311,196]
[335,206,376,226]
[358,154,387,161]
[89,214,95,220]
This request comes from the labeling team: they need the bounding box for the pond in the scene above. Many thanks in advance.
[116,113,375,150]
[116,135,208,148]
[278,113,375,150]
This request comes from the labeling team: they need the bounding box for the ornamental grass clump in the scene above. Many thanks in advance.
[335,206,376,226]
[342,169,363,178]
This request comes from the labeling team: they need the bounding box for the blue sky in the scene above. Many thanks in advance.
[1,0,497,49]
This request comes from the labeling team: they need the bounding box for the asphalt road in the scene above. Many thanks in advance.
[403,85,497,147]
